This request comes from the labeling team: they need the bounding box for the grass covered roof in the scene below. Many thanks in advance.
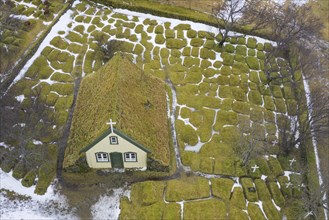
[64,54,170,167]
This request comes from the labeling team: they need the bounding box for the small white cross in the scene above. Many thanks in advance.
[286,182,292,188]
[251,165,259,173]
[106,119,116,133]
[289,158,296,166]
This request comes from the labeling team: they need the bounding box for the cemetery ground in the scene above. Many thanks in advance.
[0,0,328,219]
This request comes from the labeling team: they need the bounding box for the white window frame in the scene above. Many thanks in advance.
[95,152,109,162]
[124,152,137,162]
[109,136,118,145]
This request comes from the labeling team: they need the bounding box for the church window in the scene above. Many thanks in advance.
[124,152,137,162]
[95,152,109,162]
[110,136,118,144]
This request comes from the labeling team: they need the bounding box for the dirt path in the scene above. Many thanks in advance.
[57,77,82,181]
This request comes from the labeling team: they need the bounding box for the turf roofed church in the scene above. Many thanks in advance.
[63,55,171,172]
[80,119,151,170]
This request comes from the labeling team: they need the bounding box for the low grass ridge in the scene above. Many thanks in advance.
[64,54,170,167]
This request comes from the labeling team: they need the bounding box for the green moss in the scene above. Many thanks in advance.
[250,107,264,123]
[219,126,240,144]
[241,178,258,202]
[12,161,27,180]
[229,75,240,86]
[204,40,215,49]
[166,38,187,49]
[229,206,249,220]
[191,47,199,57]
[211,178,234,200]
[214,110,238,130]
[45,92,59,106]
[200,59,211,69]
[231,187,246,209]
[213,61,222,69]
[50,83,74,96]
[263,201,282,220]
[20,169,36,187]
[50,36,68,49]
[200,48,215,60]
[264,42,273,51]
[160,48,169,59]
[163,203,180,219]
[133,44,144,54]
[174,23,190,30]
[247,38,257,49]
[224,44,235,53]
[218,86,232,98]
[278,176,292,198]
[248,203,266,220]
[286,99,297,116]
[35,162,55,195]
[154,25,164,34]
[274,98,286,113]
[176,120,198,145]
[165,29,175,38]
[283,85,295,99]
[51,72,73,82]
[257,51,265,60]
[187,29,197,38]
[221,52,234,66]
[268,157,284,177]
[232,62,250,75]
[268,182,285,207]
[171,49,181,57]
[237,37,246,45]
[236,45,247,56]
[254,179,271,201]
[145,24,154,33]
[129,34,138,42]
[131,181,165,206]
[135,24,143,33]
[231,87,246,101]
[184,199,226,220]
[248,49,256,56]
[190,38,204,47]
[183,57,200,68]
[165,176,209,202]
[270,85,283,98]
[248,90,263,106]
[182,47,191,56]
[264,96,275,111]
[246,56,259,70]
[232,101,250,115]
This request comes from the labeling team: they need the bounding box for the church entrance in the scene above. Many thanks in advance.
[110,152,124,168]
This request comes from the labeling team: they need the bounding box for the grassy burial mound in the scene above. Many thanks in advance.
[64,54,170,169]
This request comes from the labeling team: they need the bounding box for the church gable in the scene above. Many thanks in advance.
[80,128,151,154]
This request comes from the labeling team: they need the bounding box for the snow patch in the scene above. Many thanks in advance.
[15,95,25,103]
[0,170,77,219]
[91,187,130,220]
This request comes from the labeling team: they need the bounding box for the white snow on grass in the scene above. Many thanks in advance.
[113,8,276,46]
[15,94,25,103]
[0,142,10,149]
[273,0,308,6]
[0,169,77,219]
[91,187,130,220]
[6,7,75,93]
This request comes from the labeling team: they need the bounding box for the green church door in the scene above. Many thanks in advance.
[110,152,124,168]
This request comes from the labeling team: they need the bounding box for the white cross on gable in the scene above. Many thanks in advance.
[289,158,296,166]
[106,119,116,133]
[251,165,259,173]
